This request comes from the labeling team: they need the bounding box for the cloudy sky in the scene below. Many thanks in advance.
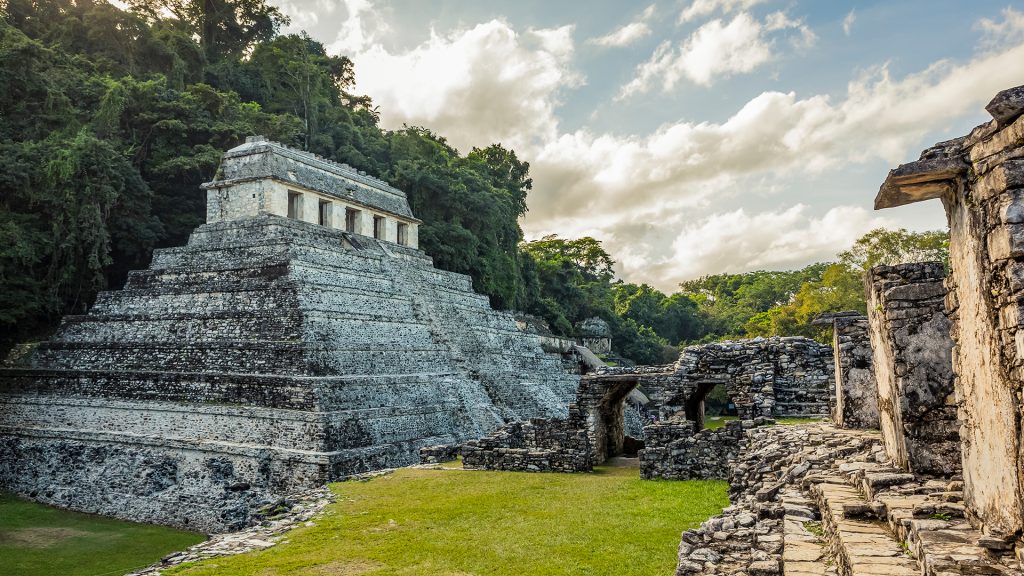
[271,0,1024,292]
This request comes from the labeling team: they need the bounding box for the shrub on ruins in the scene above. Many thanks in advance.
[838,228,949,271]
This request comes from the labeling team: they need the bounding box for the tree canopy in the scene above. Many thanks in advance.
[0,0,953,365]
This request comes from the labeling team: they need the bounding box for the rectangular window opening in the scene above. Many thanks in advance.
[373,215,385,240]
[345,208,361,234]
[287,191,303,220]
[318,199,332,227]
[397,223,409,246]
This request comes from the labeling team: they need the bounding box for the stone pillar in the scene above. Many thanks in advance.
[873,85,1024,539]
[866,262,960,475]
[819,312,878,429]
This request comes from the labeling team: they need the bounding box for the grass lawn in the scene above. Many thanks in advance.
[0,492,205,576]
[168,466,728,576]
[704,416,738,430]
[704,415,825,430]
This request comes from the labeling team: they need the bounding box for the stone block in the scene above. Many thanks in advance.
[866,263,960,476]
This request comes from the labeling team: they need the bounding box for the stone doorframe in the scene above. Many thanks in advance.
[575,374,642,464]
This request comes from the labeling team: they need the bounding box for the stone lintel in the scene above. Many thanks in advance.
[874,157,967,210]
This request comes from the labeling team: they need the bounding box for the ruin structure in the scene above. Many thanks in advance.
[463,337,833,474]
[865,262,959,476]
[873,85,1024,542]
[814,312,879,430]
[0,137,577,532]
[635,336,834,427]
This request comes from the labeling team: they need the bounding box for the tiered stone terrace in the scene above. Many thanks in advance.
[0,141,578,533]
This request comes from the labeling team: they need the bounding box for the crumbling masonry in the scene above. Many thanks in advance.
[875,84,1024,543]
[0,137,578,532]
[814,312,878,430]
[865,262,960,476]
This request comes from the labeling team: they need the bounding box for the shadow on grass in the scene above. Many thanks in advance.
[0,492,204,576]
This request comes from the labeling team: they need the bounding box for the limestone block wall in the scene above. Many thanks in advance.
[638,420,745,477]
[866,262,959,475]
[601,337,834,427]
[872,87,1024,537]
[638,419,763,480]
[829,314,879,429]
[461,416,592,473]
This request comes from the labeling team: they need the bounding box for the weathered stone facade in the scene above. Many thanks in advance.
[461,416,592,473]
[617,337,834,427]
[639,418,773,481]
[816,312,879,429]
[865,262,960,476]
[0,140,577,532]
[463,338,834,475]
[874,84,1024,540]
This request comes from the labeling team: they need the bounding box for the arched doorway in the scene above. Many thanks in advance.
[577,375,642,464]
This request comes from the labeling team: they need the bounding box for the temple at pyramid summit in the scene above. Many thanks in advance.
[0,136,578,532]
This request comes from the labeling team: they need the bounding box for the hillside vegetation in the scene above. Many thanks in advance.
[0,0,948,364]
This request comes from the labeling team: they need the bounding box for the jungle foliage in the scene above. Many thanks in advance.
[0,0,950,364]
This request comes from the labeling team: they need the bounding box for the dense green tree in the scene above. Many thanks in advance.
[127,0,286,63]
[839,228,949,270]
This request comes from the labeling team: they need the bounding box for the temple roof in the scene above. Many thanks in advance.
[203,136,419,221]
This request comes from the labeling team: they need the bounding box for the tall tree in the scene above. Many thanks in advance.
[127,0,286,62]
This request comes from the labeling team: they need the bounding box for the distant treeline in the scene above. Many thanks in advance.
[0,0,949,364]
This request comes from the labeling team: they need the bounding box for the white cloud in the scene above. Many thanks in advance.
[649,205,892,283]
[348,20,582,151]
[620,12,804,95]
[587,4,657,48]
[842,9,856,36]
[326,5,1024,291]
[274,0,337,31]
[588,22,652,48]
[976,7,1024,50]
[677,0,767,24]
[528,33,1024,290]
[328,0,390,55]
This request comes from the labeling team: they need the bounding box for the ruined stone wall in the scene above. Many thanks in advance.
[639,418,772,480]
[830,314,879,429]
[461,416,592,473]
[602,337,834,426]
[865,262,959,476]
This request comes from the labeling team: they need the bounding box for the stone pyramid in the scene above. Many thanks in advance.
[0,137,578,532]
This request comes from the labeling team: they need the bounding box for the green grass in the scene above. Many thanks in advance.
[0,492,205,576]
[704,416,825,430]
[168,466,728,576]
[704,416,738,430]
[775,417,826,426]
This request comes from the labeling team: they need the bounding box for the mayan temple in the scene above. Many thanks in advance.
[0,136,578,532]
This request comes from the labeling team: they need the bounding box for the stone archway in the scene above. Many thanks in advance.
[574,374,641,464]
[684,381,721,430]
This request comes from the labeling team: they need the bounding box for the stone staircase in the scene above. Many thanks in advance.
[675,423,1022,576]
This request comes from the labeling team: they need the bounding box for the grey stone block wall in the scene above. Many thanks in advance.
[0,215,578,532]
[830,314,879,429]
[639,418,772,480]
[874,88,1024,537]
[601,337,834,426]
[866,262,960,476]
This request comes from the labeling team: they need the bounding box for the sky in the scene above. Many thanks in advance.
[269,0,1024,292]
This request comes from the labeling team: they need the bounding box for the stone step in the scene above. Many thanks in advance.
[811,481,920,576]
[782,489,836,576]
